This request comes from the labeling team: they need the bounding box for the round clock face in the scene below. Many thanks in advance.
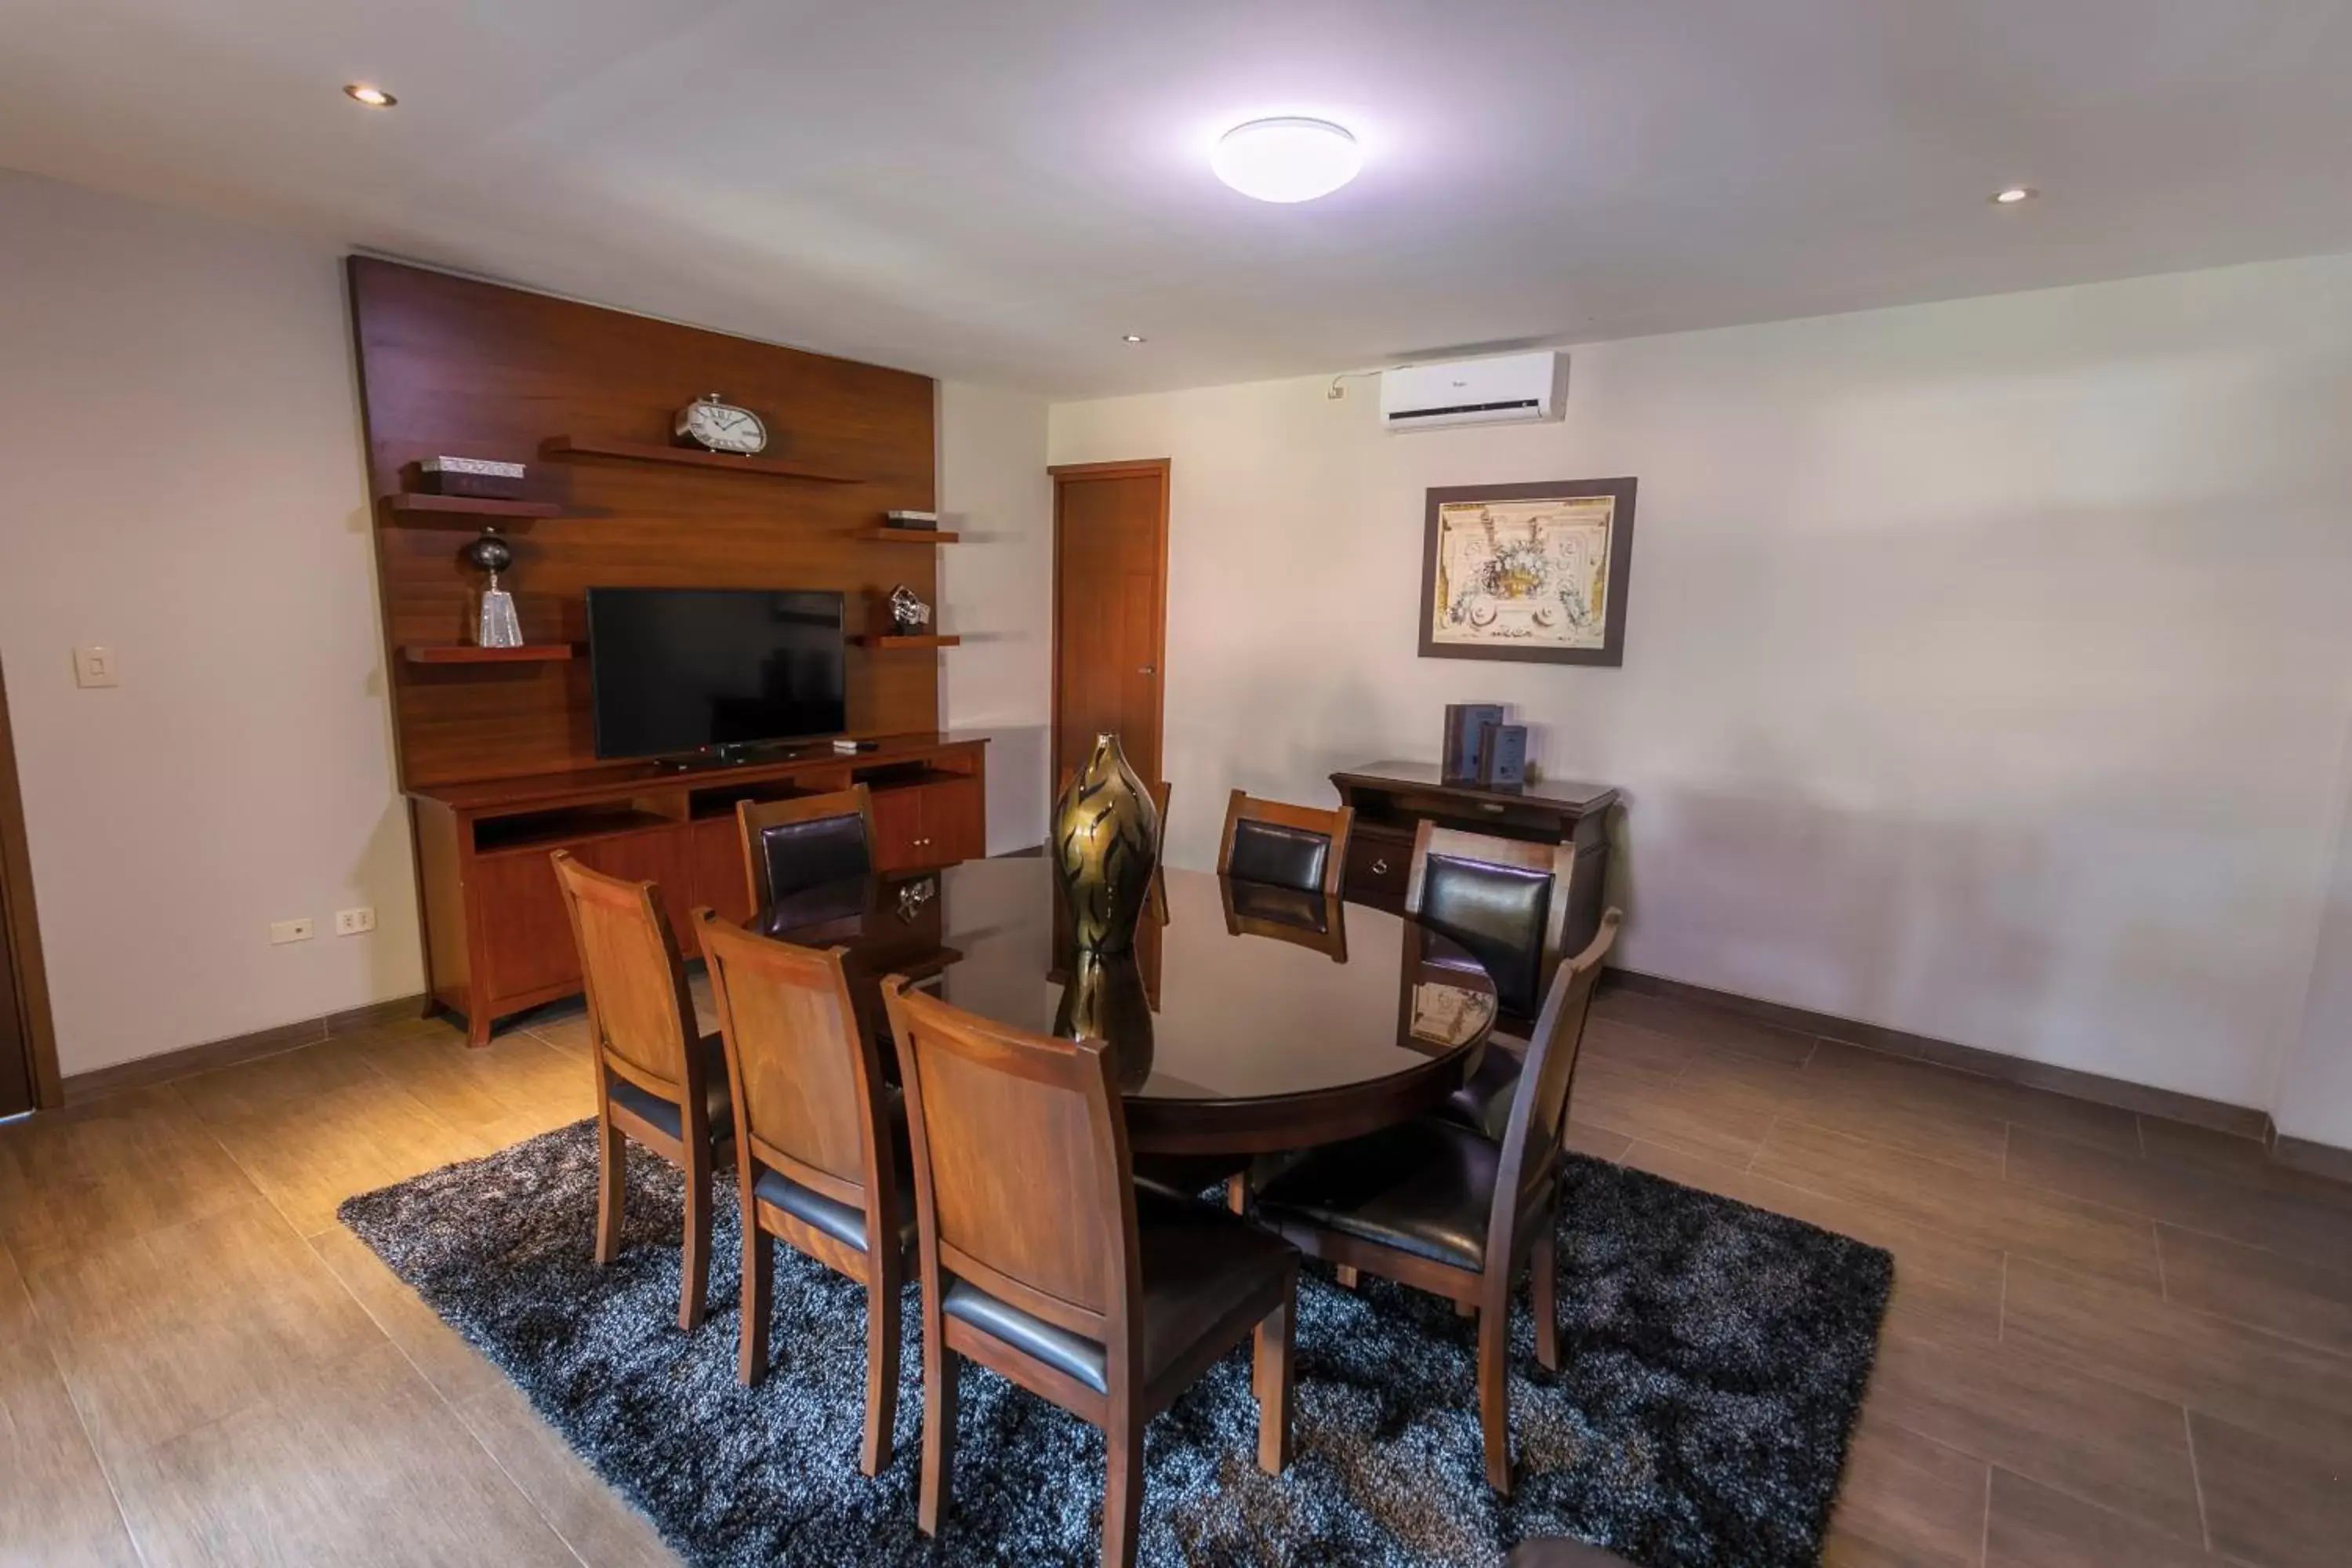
[681,397,768,454]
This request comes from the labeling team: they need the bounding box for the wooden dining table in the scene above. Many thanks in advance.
[754,858,1500,1171]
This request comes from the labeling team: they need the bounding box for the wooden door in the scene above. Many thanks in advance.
[1051,460,1171,805]
[0,659,54,1115]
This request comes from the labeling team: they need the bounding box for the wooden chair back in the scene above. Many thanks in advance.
[738,784,877,911]
[1219,877,1348,962]
[1403,822,1575,1018]
[1216,789,1355,898]
[1487,908,1622,1250]
[880,977,1142,1362]
[695,911,893,1215]
[550,850,700,1104]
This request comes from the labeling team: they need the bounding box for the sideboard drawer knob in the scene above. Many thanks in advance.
[1370,857,1389,876]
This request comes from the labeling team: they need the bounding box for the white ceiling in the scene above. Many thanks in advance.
[5,0,2350,398]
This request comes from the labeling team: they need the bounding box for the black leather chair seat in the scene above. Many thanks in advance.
[1420,856,1552,1017]
[759,815,873,903]
[1224,879,1330,931]
[608,1033,734,1143]
[1254,1119,1499,1272]
[1225,820,1330,894]
[750,1083,915,1256]
[1439,1041,1524,1142]
[940,1190,1296,1396]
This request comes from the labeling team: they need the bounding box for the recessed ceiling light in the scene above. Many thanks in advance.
[343,83,397,108]
[1212,118,1361,204]
[1991,186,2036,205]
[1122,333,1147,344]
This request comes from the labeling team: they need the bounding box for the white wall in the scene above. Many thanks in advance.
[936,381,1054,853]
[1051,256,2352,1120]
[0,170,421,1074]
[2280,717,2352,1149]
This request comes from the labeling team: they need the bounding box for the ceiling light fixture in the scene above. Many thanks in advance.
[1122,333,1147,344]
[343,83,397,108]
[1212,118,1361,204]
[1991,186,2036,205]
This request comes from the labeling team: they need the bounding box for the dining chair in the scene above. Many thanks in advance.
[1215,789,1354,898]
[880,975,1299,1567]
[738,784,877,911]
[551,851,734,1331]
[694,909,915,1474]
[1405,821,1578,1137]
[1219,877,1348,962]
[1254,908,1621,1494]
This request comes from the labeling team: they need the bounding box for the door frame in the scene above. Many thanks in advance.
[0,657,61,1111]
[1047,459,1172,808]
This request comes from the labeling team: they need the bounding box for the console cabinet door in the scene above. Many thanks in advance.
[869,786,930,873]
[475,829,693,1005]
[924,777,986,862]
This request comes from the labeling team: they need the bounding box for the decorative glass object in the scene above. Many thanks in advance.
[1051,732,1161,953]
[463,528,524,649]
[888,584,932,635]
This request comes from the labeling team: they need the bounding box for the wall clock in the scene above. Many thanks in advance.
[673,392,768,455]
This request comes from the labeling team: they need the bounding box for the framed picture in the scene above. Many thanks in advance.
[1417,477,1637,666]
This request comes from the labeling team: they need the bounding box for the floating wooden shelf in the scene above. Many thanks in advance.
[856,525,960,543]
[852,634,960,649]
[384,493,568,523]
[540,436,860,484]
[401,644,579,666]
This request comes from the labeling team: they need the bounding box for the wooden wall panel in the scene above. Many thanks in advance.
[347,257,939,789]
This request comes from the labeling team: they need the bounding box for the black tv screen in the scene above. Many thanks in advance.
[586,587,847,760]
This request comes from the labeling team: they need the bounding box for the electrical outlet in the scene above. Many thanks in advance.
[334,906,376,937]
[270,917,314,946]
[72,645,118,688]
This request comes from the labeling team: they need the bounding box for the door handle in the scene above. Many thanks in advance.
[1138,666,1156,677]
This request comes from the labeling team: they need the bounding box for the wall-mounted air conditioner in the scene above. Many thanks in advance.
[1379,350,1566,431]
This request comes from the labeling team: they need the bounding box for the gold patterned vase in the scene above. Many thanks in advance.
[1053,949,1156,1091]
[1052,732,1161,953]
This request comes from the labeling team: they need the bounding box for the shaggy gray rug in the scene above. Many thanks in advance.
[340,1121,1889,1567]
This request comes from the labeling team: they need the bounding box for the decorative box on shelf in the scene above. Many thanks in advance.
[884,510,940,530]
[416,456,529,500]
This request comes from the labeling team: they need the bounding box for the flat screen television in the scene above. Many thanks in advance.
[586,586,848,760]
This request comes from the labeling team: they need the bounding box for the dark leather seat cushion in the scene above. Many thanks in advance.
[752,1105,916,1259]
[1223,878,1330,931]
[1437,1039,1523,1142]
[608,1033,734,1145]
[1254,1118,1500,1272]
[1225,820,1330,895]
[940,1189,1296,1396]
[758,815,873,902]
[1420,855,1552,1016]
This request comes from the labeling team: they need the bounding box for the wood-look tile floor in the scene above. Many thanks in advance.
[4,983,2349,1566]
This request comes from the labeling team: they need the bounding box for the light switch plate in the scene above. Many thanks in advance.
[334,907,376,937]
[72,646,118,688]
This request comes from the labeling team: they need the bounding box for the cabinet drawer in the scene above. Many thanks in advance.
[1343,829,1413,907]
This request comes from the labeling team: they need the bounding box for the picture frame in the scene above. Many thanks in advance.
[1417,477,1638,666]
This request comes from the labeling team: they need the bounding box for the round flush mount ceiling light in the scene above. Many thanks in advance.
[1991,186,2036,205]
[1212,118,1361,203]
[343,82,397,108]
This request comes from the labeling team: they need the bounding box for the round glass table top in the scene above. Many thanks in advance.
[757,859,1500,1154]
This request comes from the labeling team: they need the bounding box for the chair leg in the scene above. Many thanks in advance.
[1225,1173,1249,1215]
[1102,1413,1145,1568]
[679,1160,711,1332]
[738,1224,771,1385]
[1253,1288,1295,1474]
[1455,1298,1475,1319]
[594,1115,626,1267]
[1476,1304,1512,1494]
[1334,1265,1358,1289]
[860,1267,902,1476]
[919,1344,956,1537]
[1530,1228,1561,1373]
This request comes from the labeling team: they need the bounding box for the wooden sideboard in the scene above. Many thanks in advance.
[1329,760,1618,959]
[413,734,985,1044]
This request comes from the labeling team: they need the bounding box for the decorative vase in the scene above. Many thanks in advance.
[1052,732,1161,953]
[1054,949,1156,1091]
